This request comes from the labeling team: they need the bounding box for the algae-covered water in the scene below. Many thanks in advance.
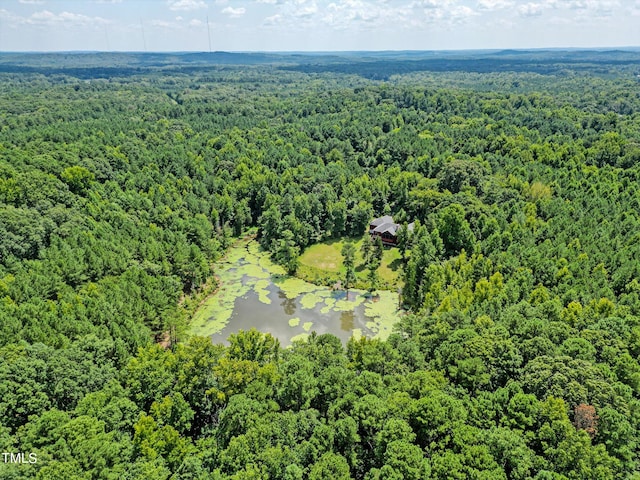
[190,240,403,346]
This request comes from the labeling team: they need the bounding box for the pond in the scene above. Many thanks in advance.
[189,240,403,347]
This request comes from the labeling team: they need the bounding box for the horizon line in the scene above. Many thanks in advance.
[2,46,640,55]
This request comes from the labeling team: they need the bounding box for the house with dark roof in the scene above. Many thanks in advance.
[369,216,414,246]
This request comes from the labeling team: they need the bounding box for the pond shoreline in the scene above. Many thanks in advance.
[189,239,404,346]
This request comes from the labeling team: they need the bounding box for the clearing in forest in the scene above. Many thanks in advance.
[190,240,402,345]
[297,237,403,290]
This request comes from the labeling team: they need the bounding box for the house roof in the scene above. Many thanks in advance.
[373,222,398,235]
[370,216,414,238]
[370,215,394,227]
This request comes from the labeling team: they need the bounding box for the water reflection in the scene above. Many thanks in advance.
[332,290,347,301]
[278,290,296,316]
[340,311,354,331]
[208,272,383,347]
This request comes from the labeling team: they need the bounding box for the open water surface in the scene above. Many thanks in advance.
[209,272,380,347]
[191,240,401,346]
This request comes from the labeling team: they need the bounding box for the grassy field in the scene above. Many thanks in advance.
[297,237,403,290]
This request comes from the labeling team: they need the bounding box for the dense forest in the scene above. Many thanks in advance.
[1,51,640,479]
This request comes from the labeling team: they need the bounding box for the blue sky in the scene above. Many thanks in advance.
[0,0,639,51]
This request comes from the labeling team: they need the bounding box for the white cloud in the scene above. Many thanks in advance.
[222,6,246,17]
[294,0,318,17]
[263,13,283,24]
[323,0,380,29]
[564,0,613,7]
[23,10,110,27]
[324,0,402,30]
[477,0,514,10]
[563,0,619,15]
[509,0,623,18]
[518,2,548,16]
[189,18,204,26]
[412,0,455,6]
[258,0,477,31]
[413,0,477,24]
[167,0,207,11]
[448,4,477,20]
[19,0,45,4]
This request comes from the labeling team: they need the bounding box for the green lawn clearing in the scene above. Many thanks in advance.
[297,237,403,290]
